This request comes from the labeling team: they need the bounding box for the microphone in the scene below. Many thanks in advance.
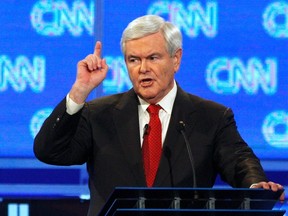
[143,124,149,138]
[178,121,197,189]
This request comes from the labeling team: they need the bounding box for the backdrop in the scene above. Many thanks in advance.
[0,0,287,197]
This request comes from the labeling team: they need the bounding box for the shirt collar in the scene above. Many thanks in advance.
[138,80,177,114]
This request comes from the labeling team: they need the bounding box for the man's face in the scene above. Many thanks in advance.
[124,31,182,104]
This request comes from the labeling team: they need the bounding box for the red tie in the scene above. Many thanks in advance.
[142,104,162,187]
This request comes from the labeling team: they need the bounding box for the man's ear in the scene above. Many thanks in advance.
[173,48,183,71]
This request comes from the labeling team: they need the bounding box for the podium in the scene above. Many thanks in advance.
[98,187,285,216]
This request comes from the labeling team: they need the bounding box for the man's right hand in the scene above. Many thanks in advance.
[69,41,109,104]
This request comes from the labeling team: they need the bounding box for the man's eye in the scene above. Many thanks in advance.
[149,56,158,61]
[129,58,138,63]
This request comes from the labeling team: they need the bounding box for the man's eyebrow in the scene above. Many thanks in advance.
[126,54,139,58]
[126,52,162,59]
[125,54,141,60]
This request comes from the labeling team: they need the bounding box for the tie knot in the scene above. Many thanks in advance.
[147,104,161,115]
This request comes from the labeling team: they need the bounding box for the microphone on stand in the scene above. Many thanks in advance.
[177,121,199,199]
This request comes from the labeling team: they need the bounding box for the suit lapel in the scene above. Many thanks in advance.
[154,87,198,186]
[113,89,146,186]
[111,87,200,187]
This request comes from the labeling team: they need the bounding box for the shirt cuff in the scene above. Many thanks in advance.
[66,93,84,115]
[250,183,258,188]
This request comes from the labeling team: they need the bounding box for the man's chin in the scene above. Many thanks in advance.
[139,94,160,104]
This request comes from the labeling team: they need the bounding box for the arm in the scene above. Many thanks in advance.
[33,98,89,165]
[214,108,285,200]
[33,41,109,165]
[213,107,266,185]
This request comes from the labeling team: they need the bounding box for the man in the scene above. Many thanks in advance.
[34,15,284,216]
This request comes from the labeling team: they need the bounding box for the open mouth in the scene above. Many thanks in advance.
[140,78,153,86]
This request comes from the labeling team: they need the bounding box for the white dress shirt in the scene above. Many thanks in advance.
[137,80,177,146]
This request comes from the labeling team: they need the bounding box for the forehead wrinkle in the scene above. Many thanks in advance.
[125,32,167,57]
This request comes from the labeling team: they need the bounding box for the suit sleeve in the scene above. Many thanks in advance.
[213,107,268,188]
[33,98,92,165]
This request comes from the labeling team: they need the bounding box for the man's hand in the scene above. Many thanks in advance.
[251,181,285,201]
[69,41,109,104]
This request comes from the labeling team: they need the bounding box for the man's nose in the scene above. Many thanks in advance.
[140,59,148,73]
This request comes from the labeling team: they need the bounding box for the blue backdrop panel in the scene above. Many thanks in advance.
[0,0,95,157]
[0,0,287,172]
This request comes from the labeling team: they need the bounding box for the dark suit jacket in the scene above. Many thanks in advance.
[34,86,268,216]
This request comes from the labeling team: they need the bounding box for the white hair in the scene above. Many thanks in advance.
[120,15,182,56]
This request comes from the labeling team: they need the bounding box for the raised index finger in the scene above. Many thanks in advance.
[94,41,102,57]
